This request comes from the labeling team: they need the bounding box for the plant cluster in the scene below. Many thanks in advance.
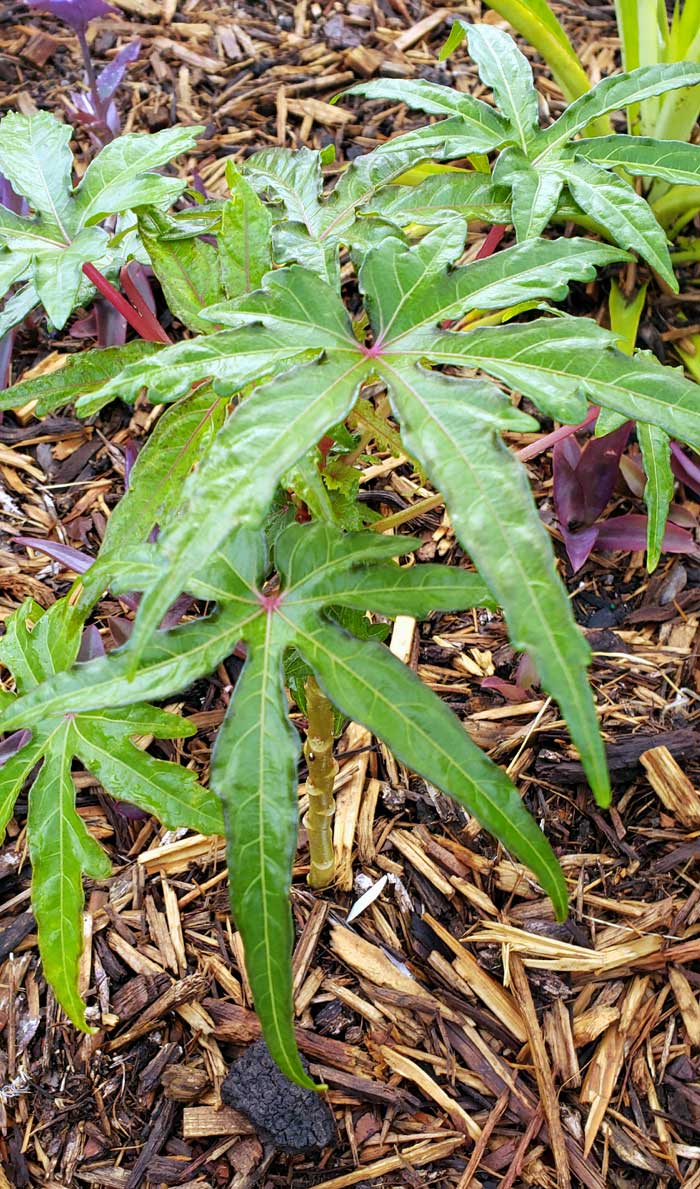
[1,19,700,1087]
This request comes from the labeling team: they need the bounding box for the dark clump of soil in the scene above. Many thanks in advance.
[221,1039,336,1153]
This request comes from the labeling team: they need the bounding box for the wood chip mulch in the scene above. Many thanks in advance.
[1,2,700,1187]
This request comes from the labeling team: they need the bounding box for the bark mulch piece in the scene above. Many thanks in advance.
[2,1,700,1187]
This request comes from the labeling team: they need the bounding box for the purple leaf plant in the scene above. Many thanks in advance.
[553,427,700,570]
[27,1,139,142]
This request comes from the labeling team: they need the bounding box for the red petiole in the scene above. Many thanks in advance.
[81,262,172,344]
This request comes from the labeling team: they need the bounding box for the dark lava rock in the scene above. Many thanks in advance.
[220,1039,336,1153]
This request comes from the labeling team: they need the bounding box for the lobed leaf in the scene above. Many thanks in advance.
[220,162,273,297]
[426,318,700,447]
[359,227,629,347]
[27,727,112,1031]
[365,172,512,228]
[137,211,225,333]
[0,598,224,1028]
[561,160,676,289]
[73,326,316,415]
[34,226,109,328]
[101,385,227,553]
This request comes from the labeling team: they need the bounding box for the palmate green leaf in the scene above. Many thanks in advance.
[573,135,700,187]
[561,160,676,288]
[242,145,418,283]
[58,224,700,822]
[70,228,638,816]
[347,27,700,275]
[118,233,625,674]
[0,598,223,1029]
[638,423,674,572]
[0,112,202,329]
[0,340,161,414]
[0,110,74,232]
[3,519,568,1083]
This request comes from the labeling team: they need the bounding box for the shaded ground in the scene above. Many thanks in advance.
[1,1,700,1186]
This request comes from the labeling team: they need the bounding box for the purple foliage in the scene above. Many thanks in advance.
[553,423,632,571]
[96,39,140,102]
[575,423,632,523]
[670,443,700,496]
[77,623,106,662]
[107,616,132,647]
[27,0,117,33]
[0,176,27,217]
[191,170,209,200]
[122,440,139,489]
[14,536,94,573]
[481,676,531,703]
[71,299,128,347]
[0,331,14,391]
[595,513,700,558]
[0,730,32,767]
[69,39,141,138]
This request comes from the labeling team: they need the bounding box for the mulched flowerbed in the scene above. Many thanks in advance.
[1,1,700,1186]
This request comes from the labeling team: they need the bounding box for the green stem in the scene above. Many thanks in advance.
[303,675,338,889]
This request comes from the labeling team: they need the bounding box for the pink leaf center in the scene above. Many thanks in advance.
[257,591,284,613]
